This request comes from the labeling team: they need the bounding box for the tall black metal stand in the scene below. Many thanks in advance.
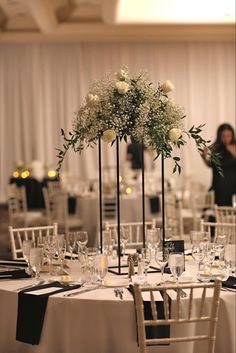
[116,137,121,274]
[98,138,103,253]
[141,141,146,248]
[161,154,165,252]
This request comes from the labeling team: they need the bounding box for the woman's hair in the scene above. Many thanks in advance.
[215,123,235,145]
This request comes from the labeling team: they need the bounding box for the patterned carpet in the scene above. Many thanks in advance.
[0,205,12,259]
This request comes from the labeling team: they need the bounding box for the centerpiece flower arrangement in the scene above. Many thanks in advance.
[57,67,220,173]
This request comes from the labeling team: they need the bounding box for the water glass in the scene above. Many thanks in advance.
[169,252,185,283]
[155,248,169,283]
[94,254,108,286]
[103,230,112,255]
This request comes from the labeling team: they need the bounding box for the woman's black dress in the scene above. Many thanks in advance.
[210,145,236,206]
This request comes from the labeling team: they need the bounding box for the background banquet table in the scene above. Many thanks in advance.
[0,261,235,353]
[77,193,160,247]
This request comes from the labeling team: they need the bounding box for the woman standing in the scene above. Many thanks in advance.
[202,123,236,206]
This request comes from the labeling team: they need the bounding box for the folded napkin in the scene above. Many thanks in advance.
[16,281,81,345]
[128,285,171,346]
[0,259,27,267]
[222,276,236,289]
[0,269,31,280]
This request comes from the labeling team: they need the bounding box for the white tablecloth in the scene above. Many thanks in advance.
[0,261,235,353]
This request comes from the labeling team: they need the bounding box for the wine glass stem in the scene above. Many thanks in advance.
[145,269,148,283]
[161,268,164,283]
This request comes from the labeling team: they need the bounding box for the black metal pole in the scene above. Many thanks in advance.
[161,154,165,252]
[141,141,146,248]
[98,138,103,254]
[116,137,121,274]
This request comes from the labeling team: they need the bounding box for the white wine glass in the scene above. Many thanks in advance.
[76,231,88,252]
[169,253,185,284]
[22,240,33,275]
[192,244,205,274]
[224,244,236,274]
[141,248,151,285]
[155,248,169,283]
[30,247,43,282]
[120,228,129,259]
[206,243,216,270]
[67,232,77,260]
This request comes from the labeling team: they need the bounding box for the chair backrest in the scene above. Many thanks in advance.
[133,280,221,353]
[103,197,117,220]
[190,191,215,211]
[7,184,28,224]
[105,220,155,246]
[214,205,236,223]
[43,187,69,233]
[47,181,63,195]
[200,220,236,243]
[9,223,58,259]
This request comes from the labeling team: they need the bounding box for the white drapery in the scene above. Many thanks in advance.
[0,42,235,202]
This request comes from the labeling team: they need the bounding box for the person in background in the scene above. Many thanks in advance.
[202,123,236,206]
[127,139,143,171]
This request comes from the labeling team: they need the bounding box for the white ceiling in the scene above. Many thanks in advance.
[0,0,234,42]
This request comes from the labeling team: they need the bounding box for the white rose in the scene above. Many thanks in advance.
[161,80,175,93]
[86,94,99,107]
[116,68,129,81]
[169,128,182,141]
[116,81,129,94]
[102,129,116,143]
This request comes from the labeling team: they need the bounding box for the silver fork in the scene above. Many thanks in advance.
[15,280,45,291]
[114,288,124,300]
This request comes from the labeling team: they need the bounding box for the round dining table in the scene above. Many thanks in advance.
[0,259,235,353]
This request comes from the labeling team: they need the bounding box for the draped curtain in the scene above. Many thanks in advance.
[0,42,235,202]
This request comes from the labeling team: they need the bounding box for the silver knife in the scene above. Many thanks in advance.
[64,285,99,297]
